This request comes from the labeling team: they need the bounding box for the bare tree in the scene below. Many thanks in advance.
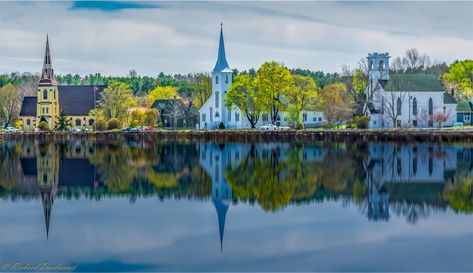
[390,57,405,73]
[381,76,408,128]
[403,48,431,72]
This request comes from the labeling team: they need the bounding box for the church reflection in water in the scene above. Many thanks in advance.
[1,138,472,248]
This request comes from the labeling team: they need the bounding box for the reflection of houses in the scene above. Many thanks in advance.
[151,99,198,129]
[364,143,459,221]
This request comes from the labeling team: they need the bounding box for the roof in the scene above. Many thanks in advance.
[20,97,38,116]
[59,85,105,115]
[383,74,445,92]
[443,92,457,104]
[151,99,185,110]
[457,100,473,112]
[212,25,231,73]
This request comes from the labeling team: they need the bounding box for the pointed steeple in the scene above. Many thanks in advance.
[213,199,229,252]
[40,189,54,240]
[212,24,231,73]
[39,34,56,85]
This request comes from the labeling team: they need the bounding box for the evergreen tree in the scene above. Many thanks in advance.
[54,110,72,131]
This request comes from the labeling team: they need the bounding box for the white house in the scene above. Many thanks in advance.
[364,52,457,128]
[199,26,325,129]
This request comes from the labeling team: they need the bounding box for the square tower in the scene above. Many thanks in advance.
[367,52,390,81]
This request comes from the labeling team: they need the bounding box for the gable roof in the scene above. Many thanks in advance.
[151,99,184,110]
[383,74,445,92]
[58,85,105,116]
[457,100,473,112]
[443,92,457,104]
[19,97,38,116]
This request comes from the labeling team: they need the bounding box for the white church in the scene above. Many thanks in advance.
[364,53,457,128]
[199,26,325,129]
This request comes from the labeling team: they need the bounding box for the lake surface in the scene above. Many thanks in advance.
[1,138,472,272]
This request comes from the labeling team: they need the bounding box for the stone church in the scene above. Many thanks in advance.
[19,35,105,131]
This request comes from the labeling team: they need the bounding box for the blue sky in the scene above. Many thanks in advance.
[0,1,472,75]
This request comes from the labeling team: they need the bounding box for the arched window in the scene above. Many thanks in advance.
[413,157,418,176]
[368,60,373,70]
[215,75,219,84]
[397,97,402,116]
[412,98,418,116]
[379,60,384,70]
[88,119,94,126]
[43,89,48,100]
[225,75,228,84]
[75,119,81,126]
[428,98,433,115]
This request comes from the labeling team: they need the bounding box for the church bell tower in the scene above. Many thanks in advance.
[37,35,60,129]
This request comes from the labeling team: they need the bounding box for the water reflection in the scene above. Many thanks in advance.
[0,139,472,246]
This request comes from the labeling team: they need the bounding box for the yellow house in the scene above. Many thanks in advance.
[19,35,105,131]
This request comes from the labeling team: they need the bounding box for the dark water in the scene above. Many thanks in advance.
[0,138,472,272]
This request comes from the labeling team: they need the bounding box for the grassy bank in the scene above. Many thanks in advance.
[1,128,473,143]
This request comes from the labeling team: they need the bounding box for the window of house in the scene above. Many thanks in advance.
[262,113,268,122]
[397,97,402,116]
[43,89,48,100]
[235,113,240,122]
[428,98,433,115]
[215,92,219,108]
[413,120,418,127]
[225,75,228,84]
[76,119,81,126]
[318,117,322,122]
[202,114,206,122]
[27,119,30,125]
[210,107,213,122]
[303,113,307,122]
[89,119,94,126]
[215,111,219,117]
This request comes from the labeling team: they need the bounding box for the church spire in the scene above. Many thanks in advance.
[212,24,231,73]
[40,34,56,85]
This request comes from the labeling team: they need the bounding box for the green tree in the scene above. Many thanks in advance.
[441,60,473,100]
[224,74,262,128]
[54,110,72,131]
[255,61,294,123]
[317,83,354,126]
[286,74,318,125]
[98,81,136,122]
[0,83,22,128]
[148,86,180,105]
[143,109,158,126]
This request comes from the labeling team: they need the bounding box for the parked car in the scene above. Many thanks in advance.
[279,126,291,131]
[121,127,133,132]
[140,126,156,132]
[70,127,81,133]
[260,124,278,131]
[5,127,20,133]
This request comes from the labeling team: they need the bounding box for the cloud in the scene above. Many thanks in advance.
[0,1,472,75]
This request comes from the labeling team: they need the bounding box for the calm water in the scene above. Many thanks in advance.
[0,138,472,272]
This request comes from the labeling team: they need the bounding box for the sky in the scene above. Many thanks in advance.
[0,1,472,76]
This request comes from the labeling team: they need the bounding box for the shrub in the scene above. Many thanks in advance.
[37,121,49,131]
[107,118,121,130]
[295,122,304,130]
[143,109,158,126]
[218,122,225,129]
[94,119,107,131]
[355,116,370,129]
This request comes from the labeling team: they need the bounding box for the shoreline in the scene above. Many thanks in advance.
[1,128,473,143]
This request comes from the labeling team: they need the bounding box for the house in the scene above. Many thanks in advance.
[364,52,457,128]
[456,100,473,125]
[18,35,105,131]
[151,99,198,129]
[199,25,325,129]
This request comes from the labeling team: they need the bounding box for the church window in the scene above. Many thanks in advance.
[215,92,219,108]
[368,60,373,70]
[412,98,418,115]
[379,60,384,70]
[303,113,307,122]
[88,119,94,126]
[43,89,48,100]
[202,114,206,122]
[75,119,81,126]
[228,110,231,121]
[54,90,56,100]
[428,98,433,115]
[225,75,228,84]
[210,107,213,122]
[215,75,219,84]
[215,111,219,117]
[235,112,240,122]
[397,97,402,116]
[27,119,30,125]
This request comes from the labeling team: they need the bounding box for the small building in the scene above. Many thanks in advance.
[151,99,198,129]
[18,35,105,131]
[364,52,457,128]
[456,100,473,125]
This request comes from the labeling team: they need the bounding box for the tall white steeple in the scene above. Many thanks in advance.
[213,23,232,73]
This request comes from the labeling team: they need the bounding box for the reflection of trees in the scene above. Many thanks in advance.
[443,177,473,213]
[0,143,21,190]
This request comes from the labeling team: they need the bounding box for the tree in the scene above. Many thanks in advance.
[382,76,408,128]
[341,66,368,116]
[189,73,211,108]
[225,74,262,128]
[143,109,158,126]
[148,86,181,106]
[255,61,294,124]
[107,118,121,130]
[286,75,318,125]
[54,110,72,131]
[98,81,136,122]
[441,60,473,100]
[0,84,22,128]
[317,83,353,126]
[433,112,450,128]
